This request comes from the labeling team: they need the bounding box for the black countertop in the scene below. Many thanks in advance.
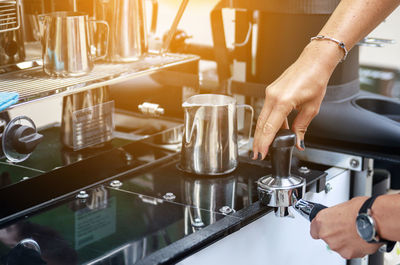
[0,127,326,265]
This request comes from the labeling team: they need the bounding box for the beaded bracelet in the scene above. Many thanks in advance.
[310,35,348,62]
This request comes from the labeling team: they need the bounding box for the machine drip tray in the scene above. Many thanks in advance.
[355,98,400,122]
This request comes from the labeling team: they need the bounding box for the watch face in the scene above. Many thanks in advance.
[356,214,375,241]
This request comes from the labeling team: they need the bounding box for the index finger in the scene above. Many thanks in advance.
[257,104,292,159]
[252,98,274,159]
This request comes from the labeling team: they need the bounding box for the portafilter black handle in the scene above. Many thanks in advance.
[294,199,328,222]
[271,129,296,178]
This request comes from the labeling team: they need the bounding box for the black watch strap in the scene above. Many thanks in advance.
[359,195,378,214]
[384,241,397,253]
[359,195,397,251]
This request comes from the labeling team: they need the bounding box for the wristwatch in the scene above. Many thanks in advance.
[356,195,396,252]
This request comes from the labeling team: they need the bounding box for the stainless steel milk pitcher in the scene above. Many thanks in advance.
[39,12,109,77]
[180,94,254,175]
[94,0,158,62]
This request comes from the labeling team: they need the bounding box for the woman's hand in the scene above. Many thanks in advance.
[252,41,341,160]
[310,197,382,259]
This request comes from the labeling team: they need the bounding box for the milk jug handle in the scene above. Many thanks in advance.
[88,19,110,61]
[148,0,158,35]
[236,104,254,148]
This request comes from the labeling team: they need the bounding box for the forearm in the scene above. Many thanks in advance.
[251,0,399,159]
[320,0,399,50]
[300,0,399,73]
[371,193,400,241]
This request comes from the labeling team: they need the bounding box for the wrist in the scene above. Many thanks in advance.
[370,195,387,240]
[301,40,343,75]
[356,195,383,243]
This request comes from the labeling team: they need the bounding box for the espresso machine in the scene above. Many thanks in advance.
[165,1,398,264]
[0,0,397,264]
[0,0,25,67]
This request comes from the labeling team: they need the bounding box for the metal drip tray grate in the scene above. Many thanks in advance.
[0,53,198,106]
[0,0,20,33]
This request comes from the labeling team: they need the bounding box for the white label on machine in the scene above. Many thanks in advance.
[72,100,114,151]
[74,197,116,250]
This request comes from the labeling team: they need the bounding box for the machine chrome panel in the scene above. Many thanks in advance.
[0,53,199,108]
[294,147,363,171]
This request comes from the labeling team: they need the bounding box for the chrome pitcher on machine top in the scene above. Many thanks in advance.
[94,0,158,62]
[180,94,254,176]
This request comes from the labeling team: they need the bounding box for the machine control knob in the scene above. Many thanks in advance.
[2,238,45,265]
[5,40,18,57]
[270,129,296,178]
[2,116,43,163]
[10,124,43,154]
[0,119,6,134]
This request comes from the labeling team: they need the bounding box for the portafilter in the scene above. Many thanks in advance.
[257,129,327,220]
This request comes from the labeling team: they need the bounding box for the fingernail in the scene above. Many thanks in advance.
[300,140,305,150]
[257,152,262,160]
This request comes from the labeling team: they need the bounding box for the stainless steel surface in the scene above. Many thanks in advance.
[160,0,189,54]
[155,126,182,145]
[183,175,236,233]
[61,86,112,150]
[219,205,234,215]
[324,183,332,193]
[163,192,176,201]
[110,180,123,188]
[191,218,204,228]
[350,158,360,169]
[182,176,236,213]
[0,53,198,107]
[0,26,25,65]
[257,175,306,217]
[138,102,164,116]
[94,0,158,62]
[0,0,21,33]
[180,94,254,175]
[298,166,310,174]
[293,199,318,220]
[353,158,374,197]
[257,129,307,217]
[294,147,363,171]
[76,190,89,199]
[358,37,396,47]
[0,0,25,66]
[341,157,372,265]
[39,11,109,77]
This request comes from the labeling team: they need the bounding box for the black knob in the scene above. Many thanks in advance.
[1,242,45,265]
[5,40,18,57]
[270,129,296,178]
[10,124,43,154]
